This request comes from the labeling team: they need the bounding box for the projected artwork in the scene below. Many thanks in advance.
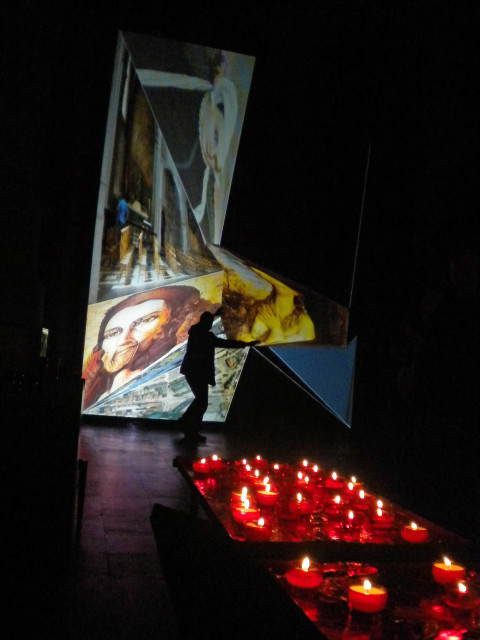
[83,32,352,423]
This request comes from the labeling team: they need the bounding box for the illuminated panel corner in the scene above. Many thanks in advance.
[269,337,357,427]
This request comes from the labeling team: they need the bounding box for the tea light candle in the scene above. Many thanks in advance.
[432,557,466,584]
[435,631,464,640]
[192,458,210,474]
[445,581,480,610]
[285,557,323,589]
[231,498,260,524]
[348,580,388,613]
[250,469,266,487]
[352,489,370,511]
[256,484,279,506]
[324,494,343,515]
[209,454,223,472]
[293,471,314,495]
[325,471,344,489]
[289,492,315,515]
[343,476,364,497]
[243,517,272,542]
[230,486,249,505]
[372,507,394,528]
[253,455,269,470]
[400,522,428,543]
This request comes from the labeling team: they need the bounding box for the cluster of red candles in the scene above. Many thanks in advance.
[191,455,478,637]
[192,454,431,544]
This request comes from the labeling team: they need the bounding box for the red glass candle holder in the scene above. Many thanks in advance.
[243,518,272,542]
[432,559,466,584]
[348,582,387,613]
[256,487,279,507]
[285,559,323,589]
[400,523,428,543]
[231,504,260,524]
[192,458,211,474]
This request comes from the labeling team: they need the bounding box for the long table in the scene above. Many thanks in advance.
[172,455,479,639]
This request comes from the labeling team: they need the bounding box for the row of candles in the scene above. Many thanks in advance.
[191,455,478,637]
[192,454,428,543]
[284,555,474,607]
[283,555,479,639]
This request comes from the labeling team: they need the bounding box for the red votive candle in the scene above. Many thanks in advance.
[432,557,466,584]
[289,493,315,515]
[230,486,249,505]
[256,484,279,507]
[209,455,223,472]
[325,471,344,490]
[231,498,260,524]
[285,557,323,589]
[352,489,370,511]
[243,517,272,542]
[324,494,343,515]
[445,580,480,610]
[343,477,364,498]
[400,522,429,543]
[192,458,210,474]
[372,507,394,528]
[348,580,388,613]
[253,455,269,471]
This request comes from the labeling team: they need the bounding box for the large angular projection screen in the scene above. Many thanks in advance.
[82,32,352,423]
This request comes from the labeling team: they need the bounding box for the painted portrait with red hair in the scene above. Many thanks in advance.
[82,285,217,409]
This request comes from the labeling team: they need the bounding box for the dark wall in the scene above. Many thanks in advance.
[1,2,478,553]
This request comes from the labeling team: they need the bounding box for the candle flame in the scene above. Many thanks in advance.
[313,465,318,473]
[297,471,303,480]
[274,464,279,470]
[377,508,383,517]
[332,471,337,480]
[244,498,249,510]
[241,487,247,499]
[256,455,261,461]
[363,580,371,594]
[212,455,218,461]
[348,510,354,520]
[258,518,265,527]
[334,495,341,504]
[255,469,260,478]
[263,476,269,485]
[302,557,310,571]
[410,522,417,530]
[302,459,308,467]
[351,476,357,484]
[305,476,309,484]
[348,482,354,491]
[242,459,247,465]
[458,582,467,593]
[265,484,270,493]
[377,499,383,509]
[246,464,251,472]
[200,458,206,464]
[444,557,451,567]
[359,490,365,499]
[297,492,303,502]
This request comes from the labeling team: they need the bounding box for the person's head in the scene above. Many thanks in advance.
[199,311,215,330]
[97,286,200,373]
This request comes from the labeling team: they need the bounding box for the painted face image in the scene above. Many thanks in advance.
[101,299,171,373]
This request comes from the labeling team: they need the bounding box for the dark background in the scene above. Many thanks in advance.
[1,1,479,550]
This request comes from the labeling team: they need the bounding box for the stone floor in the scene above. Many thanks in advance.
[66,418,363,639]
[7,414,401,639]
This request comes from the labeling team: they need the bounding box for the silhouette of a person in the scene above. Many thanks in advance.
[180,310,257,443]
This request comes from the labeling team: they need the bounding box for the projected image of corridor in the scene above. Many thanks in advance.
[82,32,350,422]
